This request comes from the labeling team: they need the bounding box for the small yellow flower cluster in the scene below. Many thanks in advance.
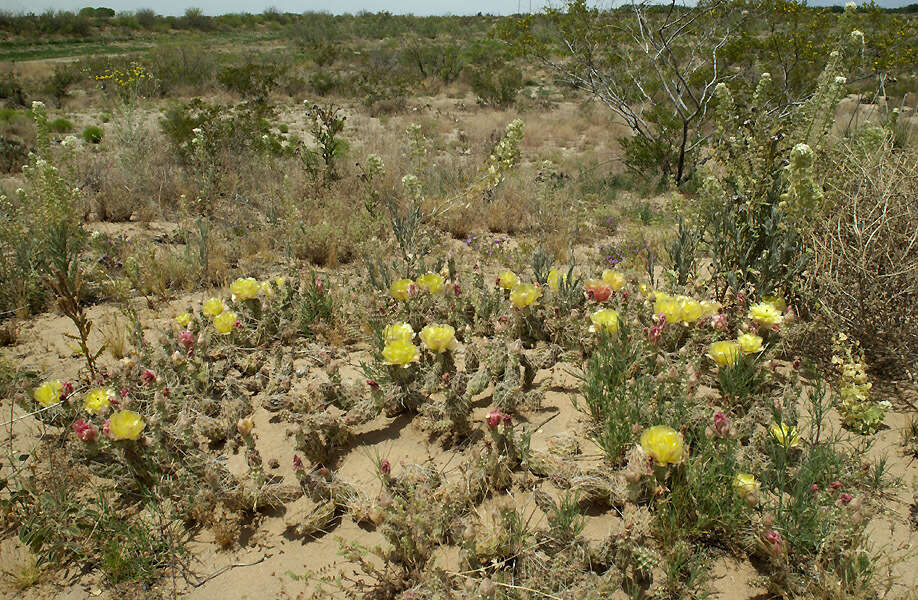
[381,321,458,366]
[495,270,541,308]
[832,333,888,434]
[200,296,236,334]
[95,61,150,88]
[652,292,718,325]
[748,301,783,328]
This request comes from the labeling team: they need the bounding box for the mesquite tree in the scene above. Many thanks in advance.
[500,0,743,184]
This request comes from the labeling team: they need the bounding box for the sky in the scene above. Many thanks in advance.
[0,0,912,17]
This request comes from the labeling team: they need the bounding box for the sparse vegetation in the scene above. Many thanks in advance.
[0,3,916,599]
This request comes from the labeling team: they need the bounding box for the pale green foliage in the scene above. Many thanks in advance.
[0,101,84,316]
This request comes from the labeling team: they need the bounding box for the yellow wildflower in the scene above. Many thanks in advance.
[213,311,237,334]
[84,388,111,415]
[175,312,193,327]
[640,425,685,466]
[770,423,800,448]
[202,297,225,318]
[261,281,274,297]
[733,473,760,499]
[384,322,415,344]
[34,380,62,407]
[700,300,721,318]
[547,269,564,292]
[108,410,146,441]
[749,302,784,328]
[416,272,445,294]
[382,339,420,366]
[708,341,740,367]
[654,293,682,323]
[762,295,786,313]
[419,324,457,353]
[509,283,541,308]
[677,296,703,323]
[737,333,764,354]
[497,271,520,290]
[389,278,416,301]
[601,269,626,291]
[230,277,260,301]
[589,308,620,334]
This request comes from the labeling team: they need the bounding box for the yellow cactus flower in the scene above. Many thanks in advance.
[416,272,445,294]
[213,311,237,335]
[639,283,653,298]
[202,297,225,318]
[708,341,740,367]
[509,283,541,308]
[640,425,685,466]
[700,300,721,318]
[384,322,414,344]
[34,380,62,407]
[589,308,620,334]
[275,276,286,288]
[389,278,416,301]
[382,339,420,366]
[175,312,193,327]
[654,293,682,323]
[601,269,626,291]
[737,333,764,354]
[762,295,786,313]
[108,410,146,441]
[261,281,274,297]
[677,296,703,323]
[497,271,520,290]
[749,302,784,328]
[230,277,261,301]
[547,269,564,292]
[84,388,111,415]
[770,423,800,448]
[419,324,457,353]
[733,473,760,498]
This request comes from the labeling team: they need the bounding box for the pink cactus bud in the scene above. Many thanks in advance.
[178,329,195,351]
[61,381,74,400]
[72,419,99,443]
[486,409,503,430]
[141,369,156,384]
[380,459,391,475]
[292,455,304,471]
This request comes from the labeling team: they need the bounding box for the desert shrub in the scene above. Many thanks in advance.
[807,140,918,378]
[216,62,283,102]
[145,42,218,95]
[467,64,523,108]
[0,136,28,173]
[0,102,83,317]
[48,118,74,133]
[308,69,339,96]
[686,45,855,299]
[81,125,103,144]
[0,72,27,106]
[41,64,83,107]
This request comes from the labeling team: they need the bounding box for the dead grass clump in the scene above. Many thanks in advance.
[808,140,918,379]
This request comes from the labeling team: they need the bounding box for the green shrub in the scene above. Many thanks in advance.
[468,64,523,108]
[82,125,103,144]
[98,113,111,123]
[49,117,74,133]
[309,69,339,96]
